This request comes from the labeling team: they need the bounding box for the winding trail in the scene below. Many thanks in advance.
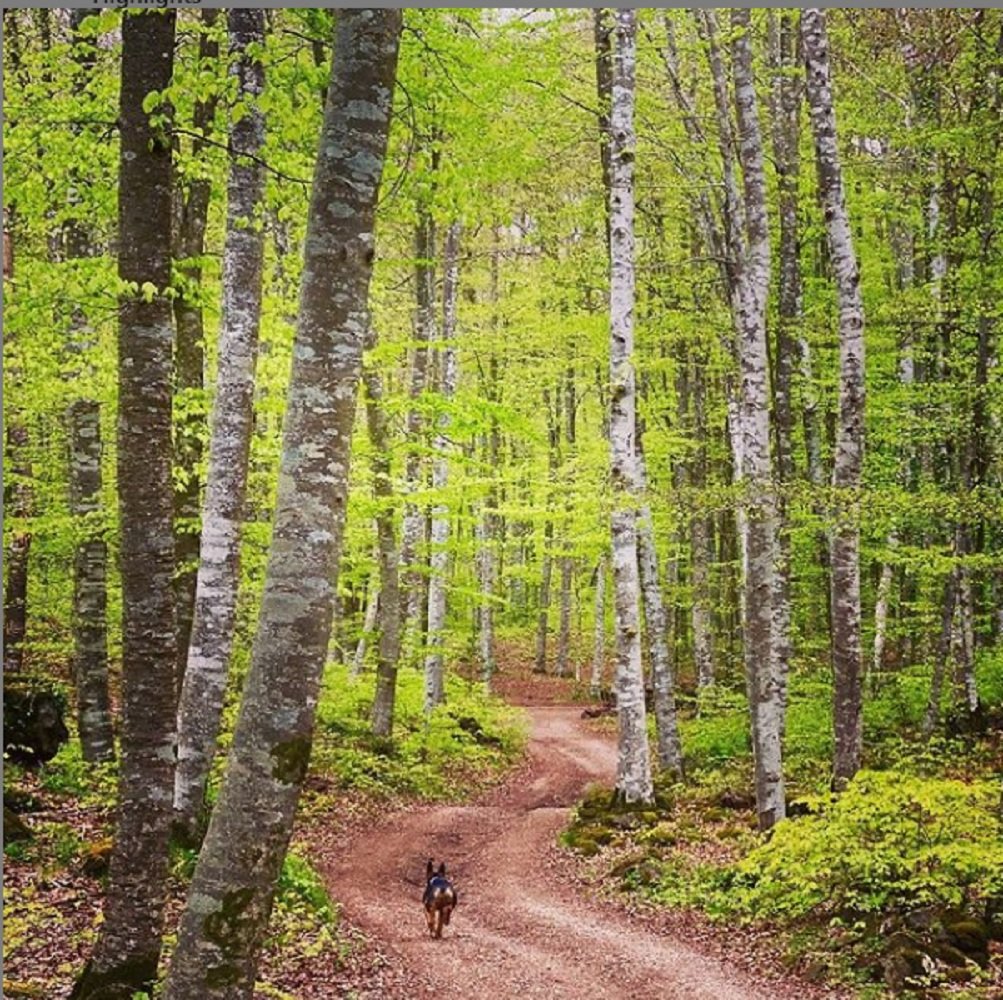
[318,704,787,999]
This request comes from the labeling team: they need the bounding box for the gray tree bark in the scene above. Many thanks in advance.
[365,328,403,738]
[164,12,401,998]
[556,368,577,678]
[590,555,607,698]
[69,401,114,762]
[400,206,436,659]
[608,8,654,806]
[533,387,560,673]
[64,9,114,764]
[803,7,867,789]
[173,9,221,696]
[173,8,267,847]
[424,222,461,712]
[72,11,178,997]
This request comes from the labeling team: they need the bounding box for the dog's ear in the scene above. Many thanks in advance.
[426,859,434,880]
[437,862,446,877]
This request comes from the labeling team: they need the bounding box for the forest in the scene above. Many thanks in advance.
[3,6,1002,999]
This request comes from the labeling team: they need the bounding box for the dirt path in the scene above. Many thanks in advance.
[317,705,794,999]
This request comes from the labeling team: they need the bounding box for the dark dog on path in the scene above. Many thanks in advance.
[422,859,457,939]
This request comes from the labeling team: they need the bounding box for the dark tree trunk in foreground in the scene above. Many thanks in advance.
[164,12,401,997]
[803,7,867,789]
[173,7,267,846]
[72,11,178,999]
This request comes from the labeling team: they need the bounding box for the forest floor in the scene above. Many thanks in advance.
[306,664,850,1000]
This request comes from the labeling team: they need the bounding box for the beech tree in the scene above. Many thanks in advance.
[173,7,268,846]
[803,7,867,788]
[163,10,402,996]
[607,8,654,806]
[72,10,178,998]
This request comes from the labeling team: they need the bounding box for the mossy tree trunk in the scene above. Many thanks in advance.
[173,7,267,848]
[163,12,401,997]
[72,11,178,998]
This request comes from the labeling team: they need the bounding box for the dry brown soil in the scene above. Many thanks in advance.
[317,701,832,1000]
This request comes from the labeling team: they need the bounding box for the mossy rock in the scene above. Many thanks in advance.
[883,944,935,992]
[3,805,32,844]
[944,919,989,964]
[643,822,678,847]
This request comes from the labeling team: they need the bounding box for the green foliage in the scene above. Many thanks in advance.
[37,737,117,806]
[674,771,1003,922]
[276,849,336,925]
[311,664,525,798]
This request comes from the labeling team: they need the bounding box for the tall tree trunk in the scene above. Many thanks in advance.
[768,8,801,726]
[636,493,684,779]
[366,328,403,738]
[477,285,500,689]
[424,222,461,712]
[3,422,32,675]
[72,11,178,997]
[69,401,115,762]
[689,354,715,689]
[590,555,607,697]
[533,387,560,673]
[65,9,114,762]
[707,8,786,829]
[173,9,267,847]
[556,367,577,678]
[401,205,436,658]
[923,565,960,738]
[164,12,401,997]
[608,9,653,806]
[173,9,221,694]
[803,8,867,789]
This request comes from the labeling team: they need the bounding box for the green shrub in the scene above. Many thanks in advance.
[731,770,1003,919]
[277,849,336,925]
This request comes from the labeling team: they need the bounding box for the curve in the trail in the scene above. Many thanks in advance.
[318,705,790,999]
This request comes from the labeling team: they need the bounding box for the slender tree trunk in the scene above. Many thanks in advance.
[365,329,403,738]
[590,555,607,697]
[872,537,897,677]
[923,566,960,738]
[608,9,653,806]
[424,222,461,712]
[768,9,801,726]
[352,574,379,676]
[636,494,684,779]
[401,206,436,658]
[72,12,178,998]
[69,401,115,762]
[173,9,267,847]
[556,368,577,678]
[804,8,867,789]
[164,13,401,997]
[707,8,786,829]
[689,355,715,689]
[64,9,114,762]
[534,387,560,673]
[3,422,32,674]
[173,9,221,694]
[477,328,500,689]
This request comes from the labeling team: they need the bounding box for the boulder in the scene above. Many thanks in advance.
[3,682,69,766]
